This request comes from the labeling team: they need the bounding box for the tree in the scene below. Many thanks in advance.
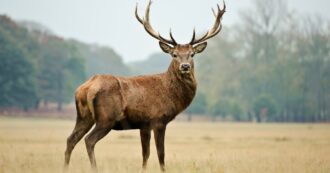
[72,41,131,78]
[230,101,244,121]
[209,99,230,121]
[209,99,245,122]
[0,27,37,110]
[37,35,86,111]
[253,95,278,122]
[295,17,330,122]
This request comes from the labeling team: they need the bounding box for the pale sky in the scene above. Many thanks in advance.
[1,0,330,62]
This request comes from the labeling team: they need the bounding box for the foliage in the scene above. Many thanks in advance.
[37,37,85,110]
[186,92,207,121]
[209,99,244,121]
[72,41,131,77]
[0,26,37,109]
[195,0,330,122]
[0,15,130,111]
[1,0,330,122]
[253,95,278,122]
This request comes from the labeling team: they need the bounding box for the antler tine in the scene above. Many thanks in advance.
[158,30,177,45]
[143,0,161,40]
[190,29,196,44]
[135,0,177,45]
[135,3,144,24]
[190,0,226,45]
[169,29,178,45]
[189,28,210,44]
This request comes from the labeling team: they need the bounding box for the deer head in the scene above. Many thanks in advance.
[136,0,226,74]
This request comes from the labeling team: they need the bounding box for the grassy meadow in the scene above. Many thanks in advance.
[0,117,329,173]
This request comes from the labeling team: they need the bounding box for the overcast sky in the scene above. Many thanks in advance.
[1,0,330,62]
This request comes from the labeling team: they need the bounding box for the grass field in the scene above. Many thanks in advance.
[0,117,329,173]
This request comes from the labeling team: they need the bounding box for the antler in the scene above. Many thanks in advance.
[135,0,177,45]
[190,1,226,45]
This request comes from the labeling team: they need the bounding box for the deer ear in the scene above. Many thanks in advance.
[159,42,173,54]
[193,42,207,54]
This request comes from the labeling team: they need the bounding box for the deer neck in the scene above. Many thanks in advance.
[165,60,197,112]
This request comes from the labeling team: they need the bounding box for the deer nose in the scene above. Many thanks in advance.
[180,63,191,71]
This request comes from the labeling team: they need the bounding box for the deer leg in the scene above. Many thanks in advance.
[85,121,113,172]
[140,129,151,169]
[154,126,166,172]
[64,117,94,169]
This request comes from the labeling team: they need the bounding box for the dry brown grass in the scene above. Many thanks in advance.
[0,117,329,173]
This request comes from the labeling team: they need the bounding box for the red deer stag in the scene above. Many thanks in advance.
[64,0,225,172]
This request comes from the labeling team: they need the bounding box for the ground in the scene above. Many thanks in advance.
[0,117,329,173]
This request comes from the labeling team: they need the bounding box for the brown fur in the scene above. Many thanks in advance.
[64,0,225,170]
[64,49,198,172]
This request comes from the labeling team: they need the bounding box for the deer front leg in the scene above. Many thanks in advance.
[140,129,151,169]
[153,126,166,172]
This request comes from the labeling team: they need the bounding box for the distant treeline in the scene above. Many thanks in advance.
[1,0,329,122]
[0,15,129,111]
[135,0,330,123]
[187,0,330,122]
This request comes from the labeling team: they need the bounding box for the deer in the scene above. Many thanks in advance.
[64,0,225,172]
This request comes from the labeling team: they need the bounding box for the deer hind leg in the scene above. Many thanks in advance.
[84,102,117,172]
[85,121,113,172]
[64,107,94,169]
[140,129,151,169]
[154,126,167,172]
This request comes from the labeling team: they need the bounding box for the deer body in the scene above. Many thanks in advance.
[76,60,196,131]
[64,0,225,172]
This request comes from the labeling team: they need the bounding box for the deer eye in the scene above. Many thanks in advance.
[173,54,178,58]
[191,53,195,58]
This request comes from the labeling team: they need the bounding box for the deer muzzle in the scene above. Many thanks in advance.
[180,63,191,73]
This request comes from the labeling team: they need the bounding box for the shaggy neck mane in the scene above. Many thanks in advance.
[165,60,197,112]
